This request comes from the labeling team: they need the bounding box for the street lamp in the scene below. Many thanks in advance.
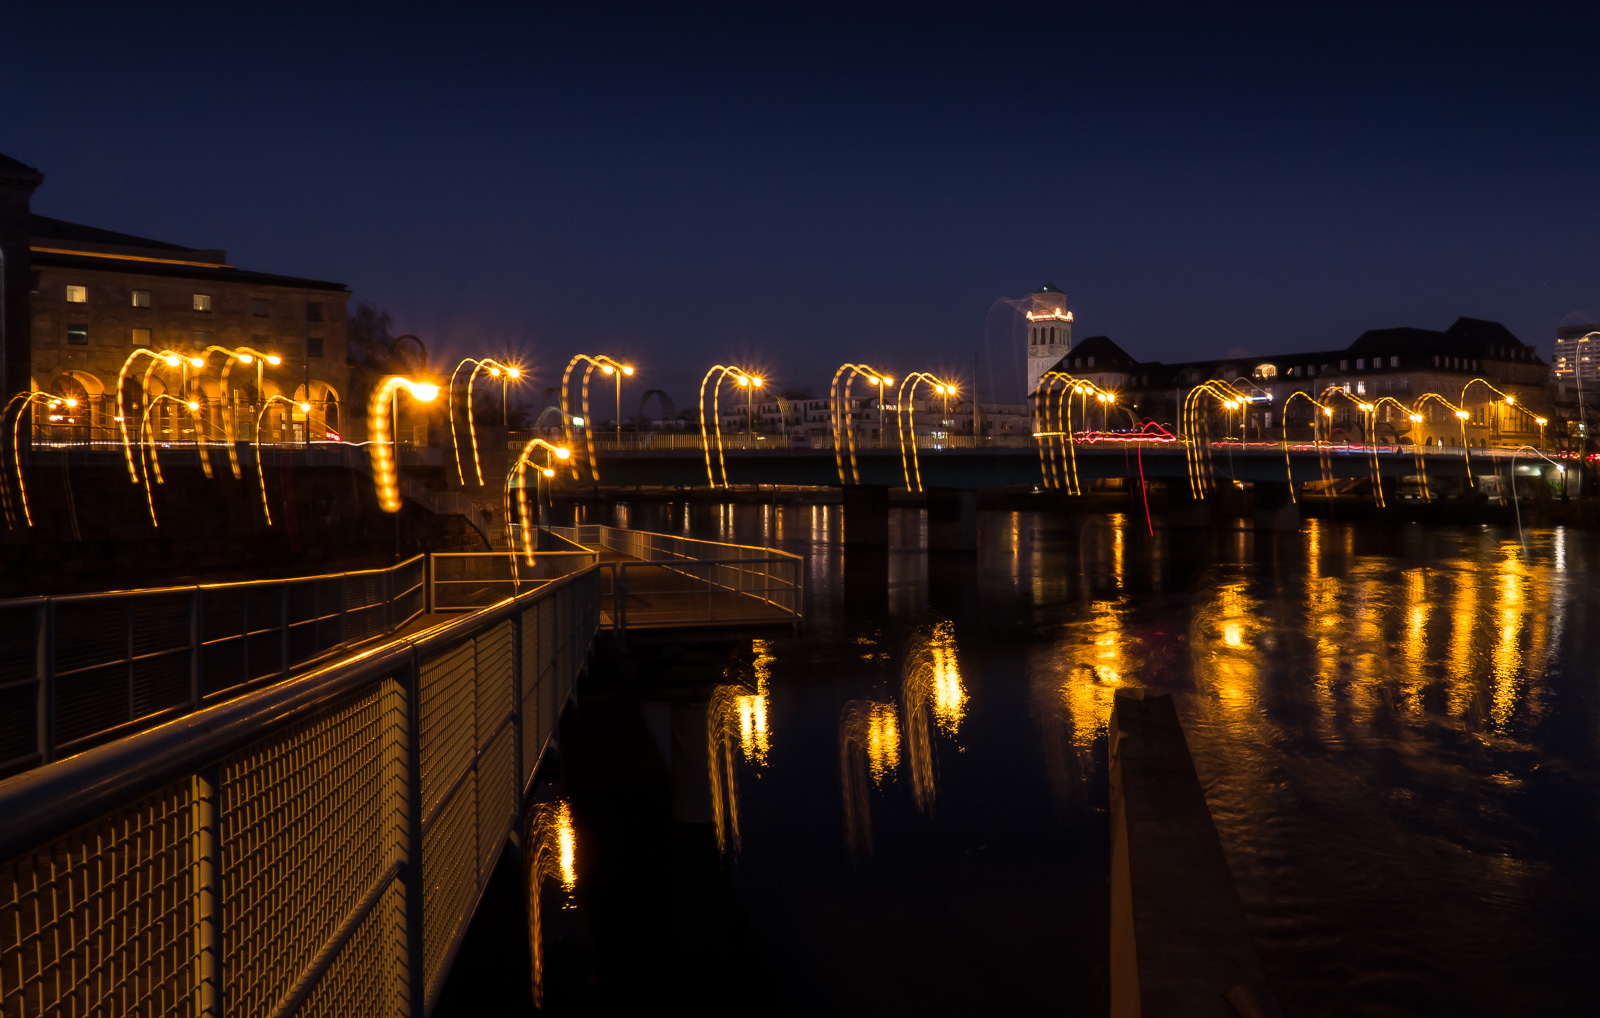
[698,365,761,488]
[559,354,632,481]
[737,373,765,436]
[368,375,441,513]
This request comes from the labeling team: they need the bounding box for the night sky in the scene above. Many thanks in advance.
[8,2,1599,406]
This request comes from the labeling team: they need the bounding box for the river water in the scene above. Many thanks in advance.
[437,503,1600,1017]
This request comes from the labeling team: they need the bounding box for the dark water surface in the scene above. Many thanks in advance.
[437,504,1600,1017]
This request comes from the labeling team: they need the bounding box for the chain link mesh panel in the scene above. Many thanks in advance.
[0,781,196,1018]
[217,678,406,1017]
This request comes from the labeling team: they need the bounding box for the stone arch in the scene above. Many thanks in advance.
[293,380,342,439]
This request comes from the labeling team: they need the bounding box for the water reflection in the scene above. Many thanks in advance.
[899,620,968,814]
[708,641,775,855]
[524,799,576,1005]
[838,700,899,860]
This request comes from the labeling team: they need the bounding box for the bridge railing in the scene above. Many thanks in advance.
[0,565,600,1018]
[0,555,428,778]
[550,525,803,633]
[429,551,599,611]
[540,433,1043,452]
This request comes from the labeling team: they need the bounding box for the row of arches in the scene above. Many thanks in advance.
[26,369,344,445]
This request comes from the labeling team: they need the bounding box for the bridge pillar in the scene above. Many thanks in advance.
[1166,482,1211,529]
[842,484,890,547]
[670,702,713,824]
[1251,481,1300,532]
[925,488,978,552]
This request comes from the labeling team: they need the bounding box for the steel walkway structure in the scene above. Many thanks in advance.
[0,527,802,1017]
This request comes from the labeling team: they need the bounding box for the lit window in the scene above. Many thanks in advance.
[306,301,324,322]
[1087,356,1095,367]
[66,285,87,303]
[1390,356,1399,367]
[1356,358,1365,369]
[1340,360,1349,371]
[131,328,152,348]
[67,324,88,345]
[132,289,150,308]
[251,298,270,318]
[307,336,324,358]
[193,294,212,312]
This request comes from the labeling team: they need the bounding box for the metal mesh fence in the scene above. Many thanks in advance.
[0,781,197,1018]
[217,678,406,1016]
[0,565,601,1018]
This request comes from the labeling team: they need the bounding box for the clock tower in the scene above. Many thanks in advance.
[1025,283,1072,398]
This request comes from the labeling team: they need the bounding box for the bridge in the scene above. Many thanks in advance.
[0,526,798,1016]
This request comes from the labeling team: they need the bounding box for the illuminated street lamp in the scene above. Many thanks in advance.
[559,354,632,480]
[368,376,441,513]
[870,373,895,448]
[737,372,765,436]
[449,356,523,486]
[508,436,572,571]
[698,365,761,488]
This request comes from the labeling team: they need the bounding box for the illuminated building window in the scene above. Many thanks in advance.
[1340,359,1349,371]
[307,336,324,358]
[66,285,87,303]
[67,324,88,345]
[251,298,270,317]
[1356,358,1365,369]
[131,327,152,348]
[132,289,150,308]
[1087,355,1095,366]
[1390,355,1399,367]
[306,301,324,322]
[193,293,212,312]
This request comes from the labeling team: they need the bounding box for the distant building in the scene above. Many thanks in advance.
[1551,322,1600,403]
[1040,317,1554,450]
[0,150,353,444]
[1024,283,1072,398]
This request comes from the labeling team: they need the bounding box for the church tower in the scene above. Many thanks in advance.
[1025,283,1072,398]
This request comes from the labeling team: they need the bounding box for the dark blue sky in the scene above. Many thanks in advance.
[8,2,1599,404]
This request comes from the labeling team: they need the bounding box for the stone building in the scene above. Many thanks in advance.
[1,150,354,445]
[1039,317,1555,451]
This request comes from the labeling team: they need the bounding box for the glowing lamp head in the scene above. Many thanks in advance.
[571,416,584,426]
[881,376,894,386]
[1323,408,1333,417]
[164,354,181,367]
[555,446,571,460]
[543,468,555,477]
[601,365,614,375]
[64,398,78,408]
[1505,395,1515,404]
[737,375,750,387]
[189,356,206,368]
[508,366,521,379]
[267,355,282,366]
[410,383,440,402]
[1536,416,1548,425]
[238,353,253,365]
[1409,414,1423,423]
[186,401,200,411]
[1456,410,1470,420]
[752,376,763,388]
[298,401,311,413]
[621,365,634,376]
[489,367,501,377]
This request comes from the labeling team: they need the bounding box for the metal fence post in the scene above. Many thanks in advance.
[35,600,55,765]
[403,646,427,1017]
[426,554,436,615]
[190,588,203,709]
[192,764,221,1016]
[280,582,292,680]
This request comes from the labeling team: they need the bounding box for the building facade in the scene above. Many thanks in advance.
[1,151,354,446]
[1025,283,1072,399]
[1041,317,1555,451]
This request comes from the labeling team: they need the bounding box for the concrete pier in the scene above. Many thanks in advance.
[842,484,890,546]
[1110,690,1279,1018]
[925,487,978,551]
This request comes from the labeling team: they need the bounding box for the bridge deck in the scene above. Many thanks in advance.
[593,547,796,633]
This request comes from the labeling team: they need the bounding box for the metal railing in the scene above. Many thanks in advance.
[0,556,428,778]
[0,566,600,1018]
[429,551,599,612]
[539,432,1040,452]
[551,525,803,635]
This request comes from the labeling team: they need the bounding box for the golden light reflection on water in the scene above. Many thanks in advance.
[899,619,968,814]
[526,798,577,1005]
[839,700,899,859]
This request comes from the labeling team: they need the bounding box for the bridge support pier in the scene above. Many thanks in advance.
[1166,482,1211,529]
[1252,481,1300,532]
[843,484,890,547]
[925,488,978,551]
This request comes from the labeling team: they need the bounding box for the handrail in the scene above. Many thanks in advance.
[0,564,601,1018]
